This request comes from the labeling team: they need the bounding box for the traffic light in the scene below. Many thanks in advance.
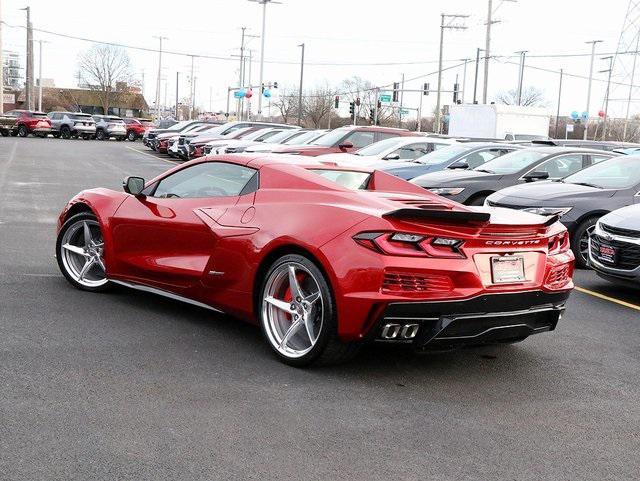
[355,97,361,107]
[273,81,278,89]
[453,83,459,103]
[392,82,400,102]
[369,108,375,123]
[349,101,355,119]
[423,83,430,96]
[334,95,340,109]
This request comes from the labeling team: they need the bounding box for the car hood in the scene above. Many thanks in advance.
[191,133,225,145]
[596,204,640,230]
[489,181,617,205]
[412,169,500,187]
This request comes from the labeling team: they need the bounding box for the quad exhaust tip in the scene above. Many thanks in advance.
[380,323,419,340]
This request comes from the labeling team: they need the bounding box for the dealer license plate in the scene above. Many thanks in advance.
[598,244,617,265]
[491,255,525,284]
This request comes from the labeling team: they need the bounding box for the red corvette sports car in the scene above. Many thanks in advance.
[55,154,574,366]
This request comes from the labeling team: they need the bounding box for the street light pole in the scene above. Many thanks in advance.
[175,72,179,119]
[248,0,281,119]
[515,50,527,105]
[584,40,602,140]
[237,27,246,121]
[297,43,305,126]
[0,0,4,114]
[189,55,195,120]
[555,68,563,138]
[20,7,33,110]
[460,58,470,104]
[153,36,168,120]
[435,13,468,133]
[37,39,48,111]
[473,48,482,104]
[482,0,492,104]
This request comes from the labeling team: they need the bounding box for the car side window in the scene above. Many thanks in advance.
[459,148,503,169]
[345,131,376,148]
[375,132,399,142]
[391,143,430,160]
[534,154,585,179]
[591,154,613,164]
[150,162,258,199]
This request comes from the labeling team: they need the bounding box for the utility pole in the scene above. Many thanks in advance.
[153,36,168,120]
[584,40,602,140]
[37,39,48,112]
[0,0,4,114]
[189,55,195,120]
[600,56,614,141]
[435,13,468,133]
[460,58,470,103]
[248,0,282,119]
[515,50,527,105]
[473,48,483,104]
[246,50,253,120]
[175,72,179,119]
[237,27,246,121]
[482,0,492,104]
[399,73,405,128]
[21,7,33,110]
[555,69,563,138]
[192,76,197,119]
[297,43,305,126]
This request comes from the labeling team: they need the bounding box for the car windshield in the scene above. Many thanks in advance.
[309,169,371,189]
[417,144,475,165]
[70,114,92,120]
[283,131,322,145]
[355,137,410,156]
[310,129,350,146]
[167,120,192,131]
[261,130,294,143]
[255,130,285,142]
[473,149,547,174]
[514,134,548,140]
[32,112,48,118]
[139,119,154,126]
[107,117,125,123]
[563,156,640,189]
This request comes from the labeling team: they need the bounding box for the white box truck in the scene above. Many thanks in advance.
[448,104,550,141]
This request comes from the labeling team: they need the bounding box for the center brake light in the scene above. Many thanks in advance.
[353,232,464,258]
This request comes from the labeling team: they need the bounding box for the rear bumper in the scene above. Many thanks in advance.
[373,290,570,348]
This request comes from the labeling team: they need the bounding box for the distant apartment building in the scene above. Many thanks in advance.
[2,51,23,89]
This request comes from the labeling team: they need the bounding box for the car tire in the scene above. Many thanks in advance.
[0,130,8,137]
[259,253,360,367]
[466,194,490,206]
[116,137,124,142]
[571,216,599,269]
[17,125,29,137]
[56,212,111,292]
[127,131,136,141]
[96,129,106,141]
[60,126,71,139]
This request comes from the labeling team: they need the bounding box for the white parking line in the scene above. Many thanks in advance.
[124,146,177,165]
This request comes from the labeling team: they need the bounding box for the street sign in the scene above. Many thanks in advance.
[379,94,392,103]
[566,124,574,133]
[233,90,245,99]
[400,109,409,115]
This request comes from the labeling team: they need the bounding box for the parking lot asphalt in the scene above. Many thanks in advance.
[1,137,638,481]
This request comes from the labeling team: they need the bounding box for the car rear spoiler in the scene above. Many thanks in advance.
[382,208,491,223]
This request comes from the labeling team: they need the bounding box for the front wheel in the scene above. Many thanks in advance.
[259,254,359,366]
[572,216,599,269]
[466,194,490,206]
[127,131,137,141]
[60,126,71,139]
[56,212,111,292]
[17,125,29,137]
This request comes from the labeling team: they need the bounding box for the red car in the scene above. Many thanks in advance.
[5,109,52,137]
[271,126,417,156]
[55,155,574,366]
[122,118,154,142]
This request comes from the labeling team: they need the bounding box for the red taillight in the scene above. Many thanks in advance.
[353,232,464,258]
[382,271,453,294]
[548,231,570,255]
[544,263,574,290]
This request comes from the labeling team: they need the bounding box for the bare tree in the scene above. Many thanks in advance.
[302,84,335,128]
[78,44,133,114]
[272,86,299,124]
[496,86,547,107]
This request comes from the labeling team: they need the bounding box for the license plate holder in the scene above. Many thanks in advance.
[491,255,526,284]
[598,244,617,265]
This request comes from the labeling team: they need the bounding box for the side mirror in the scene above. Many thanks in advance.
[523,171,549,182]
[123,176,145,195]
[448,160,469,169]
[383,153,401,161]
[338,141,354,151]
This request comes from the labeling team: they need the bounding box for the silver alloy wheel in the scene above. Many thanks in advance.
[262,262,324,359]
[580,225,596,262]
[60,219,108,288]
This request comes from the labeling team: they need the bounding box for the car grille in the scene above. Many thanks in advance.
[382,272,453,294]
[600,223,640,239]
[591,234,640,270]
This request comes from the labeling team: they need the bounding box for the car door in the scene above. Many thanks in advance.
[109,161,258,291]
[458,147,512,169]
[342,130,376,150]
[525,153,589,180]
[385,142,431,160]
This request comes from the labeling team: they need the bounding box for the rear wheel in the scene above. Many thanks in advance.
[466,194,490,206]
[572,216,599,269]
[96,129,106,140]
[127,131,136,141]
[56,212,111,292]
[17,125,28,137]
[0,129,8,137]
[259,254,359,366]
[60,125,71,139]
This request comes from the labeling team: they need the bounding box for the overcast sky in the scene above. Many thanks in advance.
[1,0,634,119]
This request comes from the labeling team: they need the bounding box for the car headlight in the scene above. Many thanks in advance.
[522,207,573,217]
[428,187,465,196]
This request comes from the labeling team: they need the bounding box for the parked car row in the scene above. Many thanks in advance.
[0,109,154,141]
